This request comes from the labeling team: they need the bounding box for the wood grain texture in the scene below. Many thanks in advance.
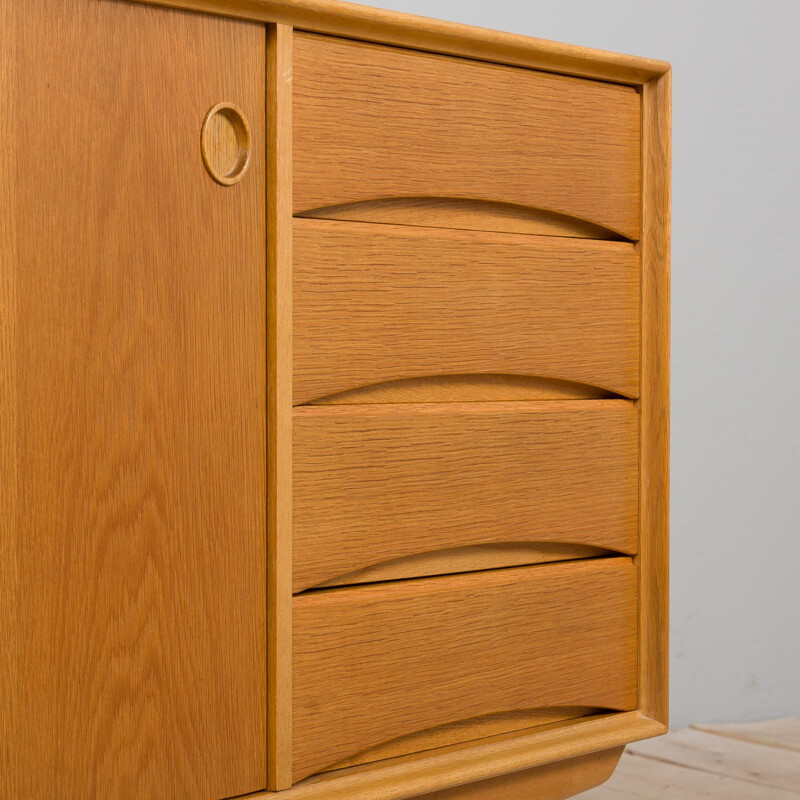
[693,718,800,753]
[293,34,642,240]
[326,708,598,773]
[247,712,664,800]
[321,712,613,778]
[583,749,800,800]
[310,374,614,405]
[628,729,800,792]
[0,1,19,795]
[267,21,294,793]
[293,558,639,782]
[2,2,266,797]
[638,69,671,727]
[130,0,670,85]
[201,101,253,186]
[298,197,626,240]
[315,543,616,589]
[414,747,624,800]
[293,400,638,592]
[294,219,640,404]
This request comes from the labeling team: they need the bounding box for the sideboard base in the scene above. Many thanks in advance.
[413,746,624,800]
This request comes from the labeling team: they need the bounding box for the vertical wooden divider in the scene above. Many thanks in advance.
[267,22,294,791]
[638,69,671,726]
[0,3,18,795]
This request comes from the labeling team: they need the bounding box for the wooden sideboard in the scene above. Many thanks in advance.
[1,1,670,798]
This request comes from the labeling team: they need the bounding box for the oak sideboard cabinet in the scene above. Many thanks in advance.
[1,0,671,798]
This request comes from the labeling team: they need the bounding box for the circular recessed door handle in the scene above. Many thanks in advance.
[201,102,251,186]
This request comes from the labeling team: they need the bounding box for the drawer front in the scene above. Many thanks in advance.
[293,558,638,782]
[293,400,638,592]
[293,33,641,240]
[294,220,640,405]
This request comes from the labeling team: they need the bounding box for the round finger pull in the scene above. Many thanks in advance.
[201,102,251,186]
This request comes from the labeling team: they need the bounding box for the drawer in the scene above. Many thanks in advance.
[293,400,638,592]
[293,220,640,405]
[293,558,638,782]
[293,33,641,241]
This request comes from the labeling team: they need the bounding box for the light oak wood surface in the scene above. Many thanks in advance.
[1,2,267,797]
[293,558,638,782]
[0,1,18,795]
[293,33,642,240]
[299,197,627,240]
[694,718,800,752]
[315,543,617,590]
[293,220,640,404]
[267,21,295,792]
[321,713,613,780]
[255,712,664,800]
[582,719,800,799]
[4,1,672,797]
[628,729,800,792]
[201,101,253,185]
[130,0,670,84]
[582,751,800,800]
[309,374,615,405]
[415,747,624,800]
[293,400,638,591]
[326,708,599,773]
[638,70,672,727]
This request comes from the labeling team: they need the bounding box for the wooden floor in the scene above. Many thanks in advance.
[578,717,800,798]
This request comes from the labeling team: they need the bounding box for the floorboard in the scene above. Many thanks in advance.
[576,717,800,798]
[628,728,800,792]
[694,718,800,753]
[580,752,800,799]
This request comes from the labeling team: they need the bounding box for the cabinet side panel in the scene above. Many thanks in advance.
[12,1,267,797]
[0,2,19,797]
[639,70,671,725]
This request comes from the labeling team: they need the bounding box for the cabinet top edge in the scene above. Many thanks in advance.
[127,0,671,86]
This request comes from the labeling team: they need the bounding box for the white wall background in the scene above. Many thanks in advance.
[352,0,800,730]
